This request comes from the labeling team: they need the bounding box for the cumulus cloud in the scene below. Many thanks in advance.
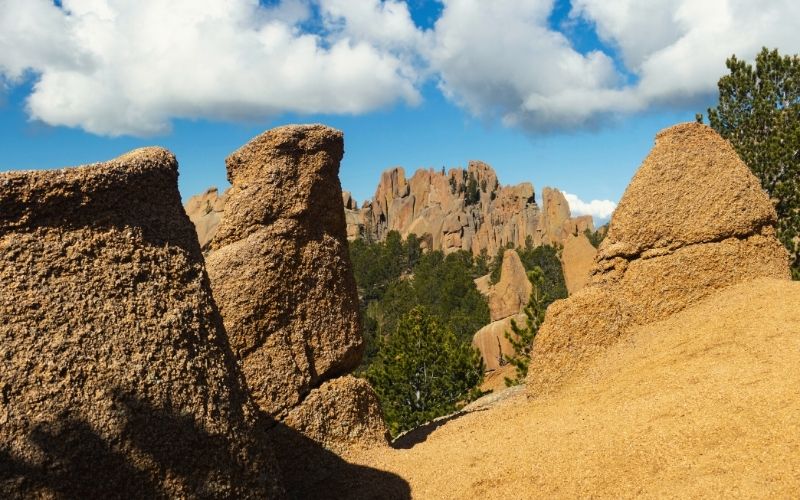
[562,191,616,221]
[0,0,420,136]
[1,0,799,136]
[428,0,800,131]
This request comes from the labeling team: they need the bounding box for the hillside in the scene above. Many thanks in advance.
[349,278,800,498]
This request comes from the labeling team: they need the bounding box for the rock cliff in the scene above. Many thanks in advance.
[346,162,577,255]
[0,149,283,498]
[527,122,791,396]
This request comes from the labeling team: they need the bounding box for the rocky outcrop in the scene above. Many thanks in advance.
[527,123,791,396]
[204,125,387,451]
[561,233,597,294]
[0,149,282,498]
[351,161,575,255]
[188,161,585,258]
[281,376,387,455]
[472,313,526,371]
[488,250,532,322]
[472,249,532,371]
[184,185,227,251]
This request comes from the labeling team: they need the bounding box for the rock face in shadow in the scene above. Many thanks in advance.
[204,125,387,454]
[0,149,283,498]
[527,123,791,396]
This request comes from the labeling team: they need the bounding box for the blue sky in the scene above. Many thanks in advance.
[1,0,798,219]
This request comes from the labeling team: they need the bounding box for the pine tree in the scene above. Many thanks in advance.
[366,307,484,437]
[705,48,800,279]
[503,267,547,387]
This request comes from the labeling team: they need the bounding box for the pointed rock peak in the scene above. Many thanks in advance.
[602,122,776,258]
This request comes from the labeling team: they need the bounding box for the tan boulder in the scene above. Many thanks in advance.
[183,186,228,251]
[0,149,282,498]
[342,190,357,210]
[488,249,532,321]
[472,314,526,371]
[561,233,597,294]
[528,122,791,396]
[207,125,380,458]
[281,376,388,455]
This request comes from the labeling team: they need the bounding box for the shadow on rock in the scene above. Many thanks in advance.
[1,390,410,499]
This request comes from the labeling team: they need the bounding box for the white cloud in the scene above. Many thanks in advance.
[562,191,616,221]
[0,0,421,136]
[427,0,625,132]
[2,0,800,136]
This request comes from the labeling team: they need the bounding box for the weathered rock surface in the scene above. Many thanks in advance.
[488,250,532,322]
[527,122,791,395]
[204,124,385,454]
[561,233,597,294]
[184,185,227,251]
[472,314,526,371]
[282,376,388,455]
[0,149,283,498]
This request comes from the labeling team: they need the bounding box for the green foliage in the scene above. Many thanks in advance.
[488,246,505,284]
[350,234,490,369]
[366,307,484,437]
[465,171,480,205]
[503,268,547,386]
[584,227,606,249]
[517,239,568,306]
[474,248,490,277]
[706,47,800,279]
[412,250,491,343]
[449,175,457,194]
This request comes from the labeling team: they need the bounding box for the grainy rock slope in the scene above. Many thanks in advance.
[527,122,790,395]
[0,149,283,498]
[351,278,800,498]
[204,125,387,452]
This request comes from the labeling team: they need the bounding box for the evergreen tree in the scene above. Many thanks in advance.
[517,242,568,305]
[366,307,484,437]
[503,267,547,387]
[705,48,800,279]
[465,171,480,205]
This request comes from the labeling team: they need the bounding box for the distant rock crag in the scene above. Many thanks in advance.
[204,125,387,452]
[0,149,283,498]
[528,123,791,395]
[344,161,578,255]
[472,249,531,371]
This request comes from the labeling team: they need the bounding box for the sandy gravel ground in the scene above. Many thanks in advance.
[349,278,800,498]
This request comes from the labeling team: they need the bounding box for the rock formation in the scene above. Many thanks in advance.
[472,249,532,371]
[184,186,227,251]
[187,160,589,259]
[527,122,791,395]
[488,250,532,322]
[559,214,598,294]
[204,125,387,452]
[0,149,282,498]
[348,162,577,255]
